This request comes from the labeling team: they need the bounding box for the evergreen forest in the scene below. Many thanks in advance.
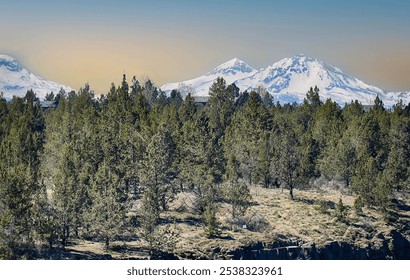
[1,76,410,259]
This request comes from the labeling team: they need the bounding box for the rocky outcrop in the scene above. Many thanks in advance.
[225,231,410,260]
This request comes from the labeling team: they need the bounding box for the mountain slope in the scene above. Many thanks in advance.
[0,54,73,100]
[161,58,257,96]
[161,55,410,106]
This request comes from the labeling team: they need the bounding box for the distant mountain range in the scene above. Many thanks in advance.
[161,55,410,106]
[1,54,409,106]
[0,54,72,100]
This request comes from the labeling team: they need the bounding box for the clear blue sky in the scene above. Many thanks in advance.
[1,0,409,92]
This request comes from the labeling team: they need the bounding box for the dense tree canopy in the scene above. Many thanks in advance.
[1,76,409,259]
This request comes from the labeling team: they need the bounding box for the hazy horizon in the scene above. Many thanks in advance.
[1,0,409,93]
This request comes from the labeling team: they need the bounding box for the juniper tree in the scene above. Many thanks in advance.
[42,87,100,245]
[179,110,219,212]
[31,181,57,250]
[86,160,127,249]
[222,181,251,218]
[179,93,196,123]
[277,120,303,200]
[383,119,410,191]
[0,93,45,257]
[139,129,176,252]
[140,129,176,211]
[304,86,322,108]
[202,186,221,238]
[224,92,270,185]
[352,156,378,205]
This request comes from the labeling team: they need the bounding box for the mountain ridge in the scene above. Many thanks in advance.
[161,55,410,106]
[0,54,73,100]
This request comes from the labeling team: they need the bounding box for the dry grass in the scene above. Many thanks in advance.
[66,184,410,259]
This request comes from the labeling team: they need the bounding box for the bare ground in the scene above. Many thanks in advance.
[63,184,410,259]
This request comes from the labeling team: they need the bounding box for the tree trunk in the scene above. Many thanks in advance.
[61,225,68,247]
[289,186,294,200]
[105,237,109,250]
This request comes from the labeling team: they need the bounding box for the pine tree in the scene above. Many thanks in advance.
[169,89,183,109]
[319,126,357,188]
[43,87,100,245]
[139,184,161,255]
[202,186,220,238]
[179,93,196,123]
[130,75,140,96]
[179,110,220,212]
[224,92,270,185]
[86,160,127,249]
[207,78,236,179]
[139,129,176,253]
[383,119,410,191]
[352,156,378,205]
[335,198,347,222]
[277,120,303,200]
[222,181,251,218]
[140,129,176,211]
[142,79,159,105]
[304,86,322,108]
[208,77,232,137]
[31,182,57,250]
[0,94,45,257]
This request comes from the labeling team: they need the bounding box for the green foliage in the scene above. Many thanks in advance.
[85,160,128,249]
[353,196,364,214]
[374,173,392,213]
[31,184,58,250]
[224,91,270,185]
[159,220,181,253]
[179,93,196,122]
[277,119,303,199]
[0,92,45,257]
[139,184,161,254]
[1,79,408,258]
[200,184,221,238]
[316,199,330,214]
[179,109,221,212]
[304,86,322,108]
[140,129,176,211]
[383,119,410,191]
[352,156,378,205]
[203,199,220,238]
[222,181,252,218]
[335,198,348,222]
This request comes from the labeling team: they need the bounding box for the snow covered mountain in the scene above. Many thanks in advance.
[0,54,73,100]
[161,55,410,106]
[161,58,257,96]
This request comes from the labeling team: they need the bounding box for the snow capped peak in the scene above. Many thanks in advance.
[247,54,387,104]
[219,57,248,68]
[0,54,22,72]
[0,54,73,99]
[207,58,256,76]
[271,54,322,69]
[161,58,257,96]
[0,54,18,62]
[161,55,410,106]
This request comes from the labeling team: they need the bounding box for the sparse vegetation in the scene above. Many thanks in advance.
[354,196,364,214]
[335,198,348,222]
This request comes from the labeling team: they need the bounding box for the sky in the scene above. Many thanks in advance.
[1,0,410,93]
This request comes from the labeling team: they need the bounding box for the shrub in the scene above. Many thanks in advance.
[335,198,348,222]
[354,196,364,214]
[203,202,220,238]
[316,199,329,214]
[222,181,251,218]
